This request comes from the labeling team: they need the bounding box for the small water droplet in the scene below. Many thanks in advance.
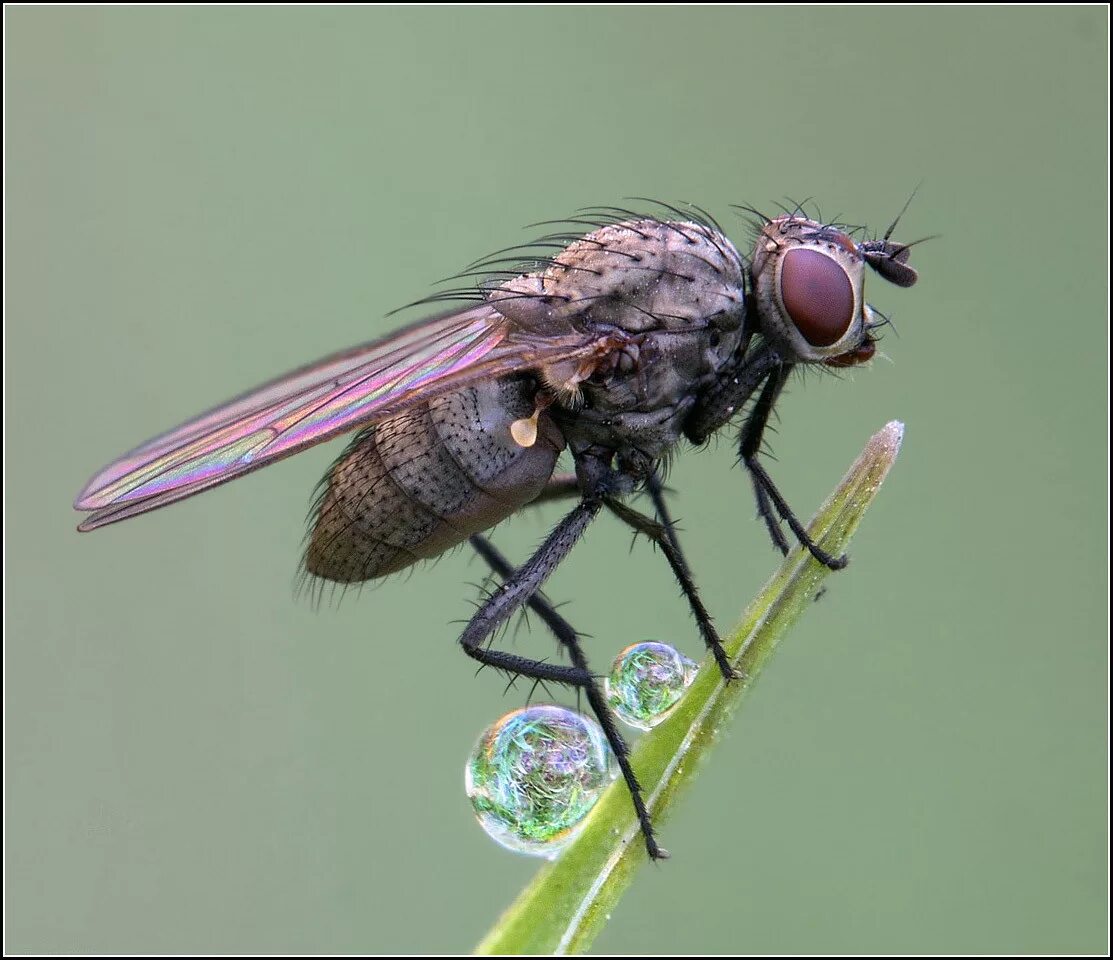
[605,641,698,731]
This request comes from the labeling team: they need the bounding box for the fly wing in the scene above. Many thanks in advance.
[75,304,609,531]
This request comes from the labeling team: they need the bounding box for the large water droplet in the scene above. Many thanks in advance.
[605,641,698,731]
[465,705,617,858]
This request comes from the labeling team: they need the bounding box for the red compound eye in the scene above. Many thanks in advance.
[779,248,855,347]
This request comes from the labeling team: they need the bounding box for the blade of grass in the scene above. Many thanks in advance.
[474,421,905,956]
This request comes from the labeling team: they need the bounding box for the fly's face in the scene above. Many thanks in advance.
[749,214,918,368]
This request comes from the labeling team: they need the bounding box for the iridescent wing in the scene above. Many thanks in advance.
[75,304,613,531]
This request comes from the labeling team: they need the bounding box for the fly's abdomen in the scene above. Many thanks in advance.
[305,378,564,583]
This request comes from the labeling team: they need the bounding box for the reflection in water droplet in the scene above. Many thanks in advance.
[465,705,617,858]
[605,642,698,731]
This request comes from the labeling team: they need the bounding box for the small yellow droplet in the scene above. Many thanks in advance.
[510,411,539,448]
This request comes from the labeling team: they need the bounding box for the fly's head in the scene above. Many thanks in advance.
[748,214,919,368]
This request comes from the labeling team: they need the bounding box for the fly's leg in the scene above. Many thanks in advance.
[752,475,791,556]
[682,341,842,565]
[741,367,793,557]
[644,469,690,580]
[467,533,573,670]
[603,497,738,681]
[460,499,667,860]
[740,365,848,570]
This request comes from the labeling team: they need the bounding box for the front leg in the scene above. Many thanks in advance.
[739,365,848,570]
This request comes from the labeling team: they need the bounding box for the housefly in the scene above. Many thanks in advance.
[75,199,920,859]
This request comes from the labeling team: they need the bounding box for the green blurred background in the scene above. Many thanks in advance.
[6,7,1107,954]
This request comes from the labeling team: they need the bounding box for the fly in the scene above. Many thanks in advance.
[74,199,922,859]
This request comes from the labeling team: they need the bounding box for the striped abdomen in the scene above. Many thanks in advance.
[305,377,563,583]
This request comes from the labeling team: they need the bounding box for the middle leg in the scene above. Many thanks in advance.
[644,469,691,580]
[509,469,731,678]
[603,497,737,681]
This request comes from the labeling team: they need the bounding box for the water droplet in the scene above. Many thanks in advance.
[605,642,698,731]
[465,705,617,858]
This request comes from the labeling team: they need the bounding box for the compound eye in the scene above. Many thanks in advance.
[779,248,855,347]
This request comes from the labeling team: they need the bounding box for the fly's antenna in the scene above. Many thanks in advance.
[859,184,933,288]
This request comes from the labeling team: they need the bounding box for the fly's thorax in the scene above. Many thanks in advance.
[749,216,872,363]
[490,219,746,338]
[305,377,562,584]
[485,217,748,468]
